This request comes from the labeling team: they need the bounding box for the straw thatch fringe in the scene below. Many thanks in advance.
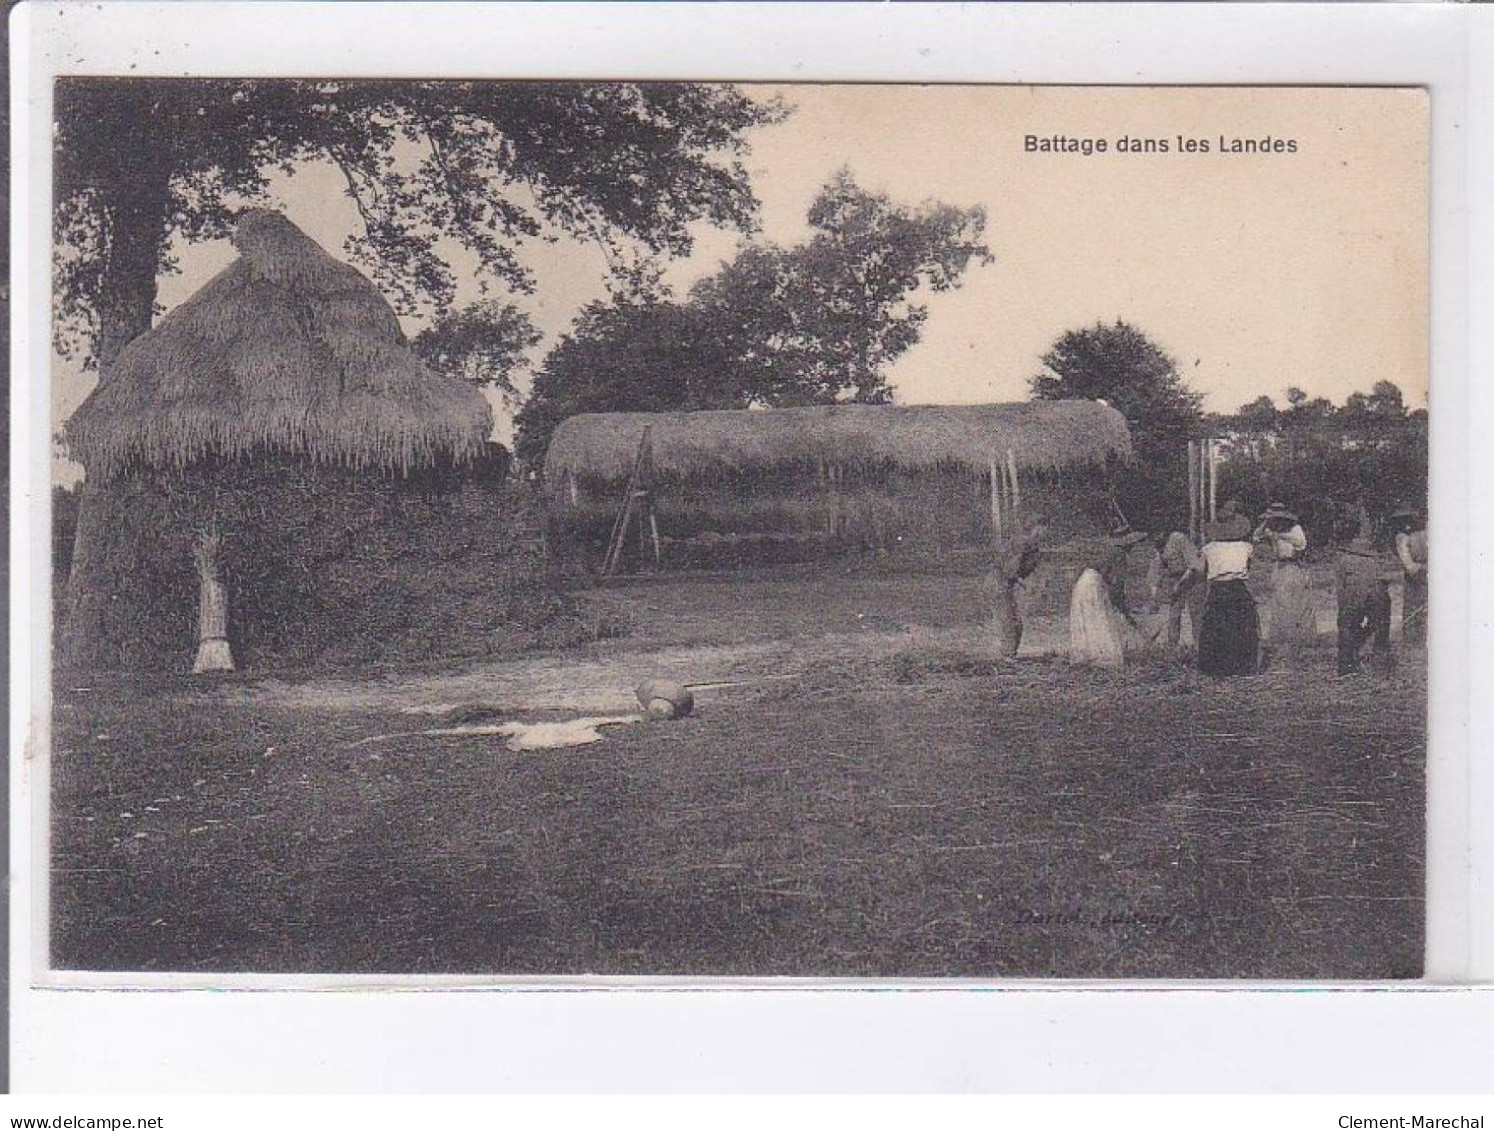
[67,210,492,479]
[543,401,1132,484]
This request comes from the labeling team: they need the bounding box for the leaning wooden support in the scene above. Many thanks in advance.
[602,426,654,577]
[192,526,235,673]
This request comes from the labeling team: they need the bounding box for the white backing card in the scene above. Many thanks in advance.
[10,0,1494,1093]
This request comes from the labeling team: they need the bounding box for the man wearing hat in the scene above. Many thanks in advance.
[1101,521,1150,615]
[1334,511,1398,676]
[1154,528,1206,652]
[1390,505,1428,646]
[1254,502,1307,559]
[1254,502,1314,645]
[991,522,1047,660]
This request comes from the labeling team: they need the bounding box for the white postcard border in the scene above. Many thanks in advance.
[10,0,1492,1092]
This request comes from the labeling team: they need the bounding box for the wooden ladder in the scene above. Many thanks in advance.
[601,426,660,577]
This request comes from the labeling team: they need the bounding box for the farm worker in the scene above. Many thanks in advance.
[1069,523,1149,668]
[1253,502,1315,646]
[991,523,1046,659]
[1390,506,1427,647]
[1154,529,1206,651]
[1191,512,1261,677]
[1334,520,1398,676]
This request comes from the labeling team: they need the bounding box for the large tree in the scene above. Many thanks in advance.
[692,170,992,405]
[515,171,991,465]
[53,78,785,375]
[514,299,718,468]
[1030,320,1205,529]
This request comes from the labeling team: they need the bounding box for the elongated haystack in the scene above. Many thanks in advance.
[543,401,1133,579]
[68,209,492,478]
[544,401,1131,483]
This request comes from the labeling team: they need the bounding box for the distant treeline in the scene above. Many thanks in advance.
[1206,380,1427,550]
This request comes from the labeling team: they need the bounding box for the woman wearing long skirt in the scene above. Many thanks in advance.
[1194,514,1261,676]
[1254,503,1315,645]
[1070,525,1148,668]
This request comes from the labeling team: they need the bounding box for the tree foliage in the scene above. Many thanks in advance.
[1212,382,1427,541]
[515,171,991,466]
[513,300,716,468]
[53,78,786,372]
[1030,320,1203,453]
[1030,320,1205,529]
[409,300,540,404]
[692,171,993,406]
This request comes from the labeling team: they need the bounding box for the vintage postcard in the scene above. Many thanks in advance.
[43,80,1428,981]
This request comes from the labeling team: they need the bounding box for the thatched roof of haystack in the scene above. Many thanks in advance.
[67,210,493,479]
[544,401,1132,483]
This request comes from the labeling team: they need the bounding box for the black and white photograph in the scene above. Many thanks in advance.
[43,79,1430,981]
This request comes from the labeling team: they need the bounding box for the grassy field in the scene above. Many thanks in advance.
[50,564,1424,978]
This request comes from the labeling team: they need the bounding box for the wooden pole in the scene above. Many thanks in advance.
[989,456,1003,539]
[192,525,234,673]
[1187,440,1200,544]
[602,426,652,576]
[1006,449,1020,519]
[1203,443,1210,525]
[636,495,648,568]
[642,430,661,568]
[602,489,637,577]
[1201,443,1208,532]
[1207,438,1218,522]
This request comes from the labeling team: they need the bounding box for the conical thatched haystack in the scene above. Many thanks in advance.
[59,212,575,673]
[68,209,492,477]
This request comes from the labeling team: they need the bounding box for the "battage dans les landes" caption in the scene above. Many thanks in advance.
[1024,134,1299,155]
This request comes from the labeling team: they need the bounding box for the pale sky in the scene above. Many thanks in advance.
[53,84,1428,482]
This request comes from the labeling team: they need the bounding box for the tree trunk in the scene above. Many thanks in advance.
[60,173,170,662]
[59,101,175,666]
[95,173,172,375]
[91,85,176,375]
[192,528,234,673]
